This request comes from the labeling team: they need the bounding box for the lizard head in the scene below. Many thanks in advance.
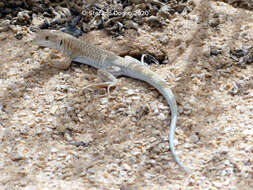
[32,29,64,50]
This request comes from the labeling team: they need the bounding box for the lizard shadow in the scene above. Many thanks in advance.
[1,63,62,135]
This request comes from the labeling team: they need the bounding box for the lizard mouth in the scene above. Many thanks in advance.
[30,34,55,48]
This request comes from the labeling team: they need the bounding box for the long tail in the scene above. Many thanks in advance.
[124,63,189,172]
[148,74,190,173]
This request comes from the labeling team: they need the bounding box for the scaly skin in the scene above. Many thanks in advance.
[31,30,189,172]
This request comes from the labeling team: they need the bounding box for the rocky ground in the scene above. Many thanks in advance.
[0,0,252,189]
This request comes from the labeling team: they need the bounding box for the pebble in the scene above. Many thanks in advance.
[127,89,135,95]
[100,98,108,105]
[243,129,253,135]
[152,129,161,136]
[50,147,58,153]
[31,16,44,28]
[157,113,166,120]
[10,153,26,161]
[0,19,10,32]
[15,33,24,40]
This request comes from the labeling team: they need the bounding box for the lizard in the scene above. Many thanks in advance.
[31,29,190,173]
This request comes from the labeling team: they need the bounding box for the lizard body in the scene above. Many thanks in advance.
[32,30,189,172]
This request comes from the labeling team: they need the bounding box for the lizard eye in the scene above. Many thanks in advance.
[45,36,49,40]
[60,39,63,46]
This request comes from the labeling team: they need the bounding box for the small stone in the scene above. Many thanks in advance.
[158,5,171,19]
[50,105,59,114]
[24,58,33,64]
[158,35,169,44]
[9,25,22,33]
[209,19,220,28]
[0,19,10,32]
[190,134,199,143]
[123,20,139,30]
[152,129,161,136]
[127,89,135,95]
[15,33,24,40]
[131,96,140,100]
[10,153,26,161]
[87,168,96,174]
[32,16,44,28]
[157,113,166,120]
[132,148,141,155]
[100,98,108,105]
[50,147,58,153]
[146,16,164,27]
[210,46,222,56]
[243,129,253,135]
[123,163,131,170]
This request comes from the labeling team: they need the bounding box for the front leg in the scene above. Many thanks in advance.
[49,49,72,69]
